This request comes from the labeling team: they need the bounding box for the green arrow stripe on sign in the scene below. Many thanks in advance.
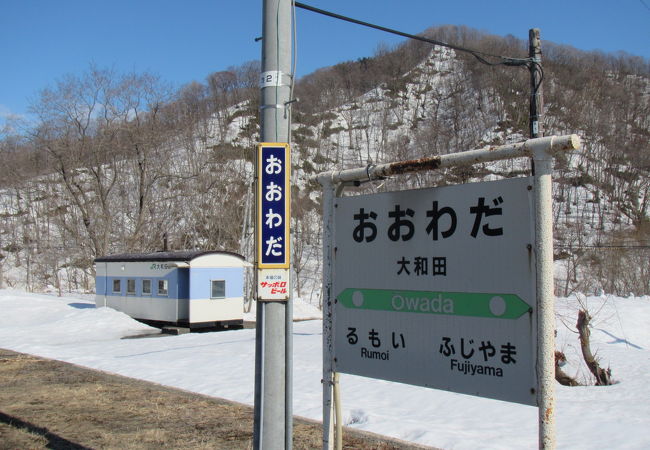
[337,288,531,320]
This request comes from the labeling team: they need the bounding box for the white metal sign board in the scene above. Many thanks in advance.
[333,177,537,405]
[258,268,290,300]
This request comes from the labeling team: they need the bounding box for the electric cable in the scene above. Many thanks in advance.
[530,60,544,96]
[289,0,298,141]
[294,2,532,68]
[294,2,548,140]
[556,245,650,249]
[275,0,282,140]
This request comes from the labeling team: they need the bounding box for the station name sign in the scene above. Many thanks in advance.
[333,177,537,405]
[257,143,290,269]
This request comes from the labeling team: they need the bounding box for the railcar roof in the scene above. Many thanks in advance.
[94,250,244,263]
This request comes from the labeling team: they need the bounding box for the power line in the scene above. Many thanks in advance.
[557,245,650,250]
[641,0,650,13]
[294,2,545,134]
[294,1,532,68]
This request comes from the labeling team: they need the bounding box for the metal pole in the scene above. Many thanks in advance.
[314,135,580,186]
[321,179,335,450]
[529,30,554,449]
[333,372,342,450]
[253,302,265,448]
[255,0,293,448]
[286,277,293,450]
[531,138,556,449]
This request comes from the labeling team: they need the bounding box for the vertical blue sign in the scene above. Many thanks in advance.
[258,143,290,268]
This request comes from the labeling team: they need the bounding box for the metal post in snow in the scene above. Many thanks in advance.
[253,301,265,448]
[286,277,293,450]
[531,137,556,449]
[320,177,335,450]
[333,372,342,450]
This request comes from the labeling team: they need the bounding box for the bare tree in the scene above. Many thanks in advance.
[28,66,173,258]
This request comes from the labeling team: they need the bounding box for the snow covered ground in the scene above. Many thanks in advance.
[0,289,648,449]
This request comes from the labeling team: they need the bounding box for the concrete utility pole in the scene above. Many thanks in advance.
[254,0,293,449]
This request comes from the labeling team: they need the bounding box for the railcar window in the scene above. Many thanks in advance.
[142,279,152,295]
[211,280,226,299]
[126,279,136,295]
[158,279,168,296]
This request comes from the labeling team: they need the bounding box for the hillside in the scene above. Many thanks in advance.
[0,25,648,298]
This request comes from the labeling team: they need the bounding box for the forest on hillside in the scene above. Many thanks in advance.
[1,25,648,299]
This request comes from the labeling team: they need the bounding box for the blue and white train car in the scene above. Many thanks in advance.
[94,250,248,329]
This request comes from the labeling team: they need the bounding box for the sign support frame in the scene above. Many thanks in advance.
[315,134,581,450]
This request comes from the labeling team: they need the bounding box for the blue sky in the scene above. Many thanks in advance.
[1,0,649,127]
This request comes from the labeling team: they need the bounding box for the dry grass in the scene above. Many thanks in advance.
[0,421,49,448]
[0,349,430,449]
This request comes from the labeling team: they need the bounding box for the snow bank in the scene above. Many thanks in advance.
[0,289,648,449]
[244,296,323,322]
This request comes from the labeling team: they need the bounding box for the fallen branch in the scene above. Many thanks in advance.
[577,309,613,386]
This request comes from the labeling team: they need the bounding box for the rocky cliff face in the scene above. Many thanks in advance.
[1,27,648,297]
